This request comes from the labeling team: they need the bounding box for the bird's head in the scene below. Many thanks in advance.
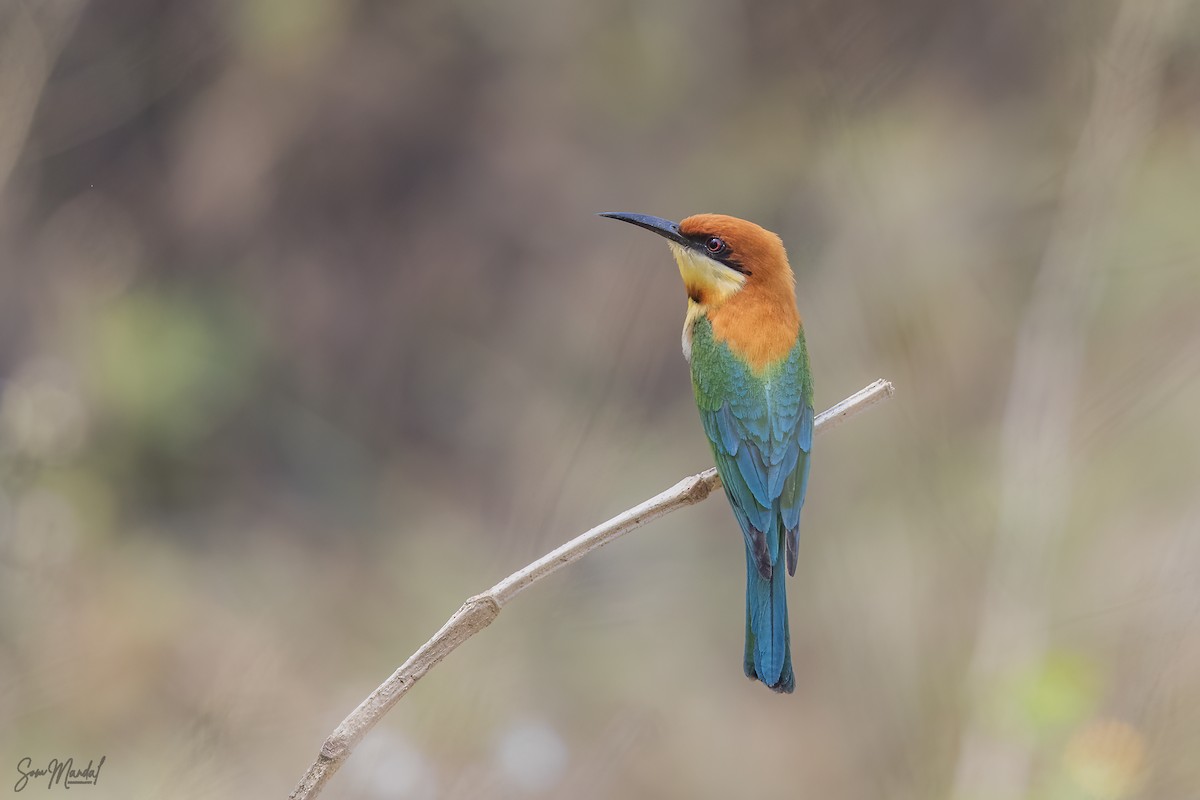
[599,212,795,309]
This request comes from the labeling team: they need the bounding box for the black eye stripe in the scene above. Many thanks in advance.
[685,233,751,276]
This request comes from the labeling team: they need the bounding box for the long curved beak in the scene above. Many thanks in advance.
[598,212,690,247]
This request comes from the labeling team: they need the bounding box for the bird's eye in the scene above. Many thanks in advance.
[705,236,727,254]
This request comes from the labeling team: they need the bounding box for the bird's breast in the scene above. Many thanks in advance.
[708,290,800,372]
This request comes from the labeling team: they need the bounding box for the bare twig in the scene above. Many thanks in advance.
[289,378,895,800]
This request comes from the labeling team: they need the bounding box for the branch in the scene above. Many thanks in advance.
[289,378,895,800]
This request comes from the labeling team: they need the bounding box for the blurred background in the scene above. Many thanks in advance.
[2,0,1199,798]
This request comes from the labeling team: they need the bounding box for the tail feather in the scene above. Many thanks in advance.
[743,545,795,693]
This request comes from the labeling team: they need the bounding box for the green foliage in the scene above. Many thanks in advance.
[88,292,259,450]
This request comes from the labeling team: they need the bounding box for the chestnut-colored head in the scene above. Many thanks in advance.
[674,213,795,307]
[599,212,795,308]
[600,211,801,370]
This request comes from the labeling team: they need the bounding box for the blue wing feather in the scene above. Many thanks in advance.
[695,334,813,579]
[715,404,741,457]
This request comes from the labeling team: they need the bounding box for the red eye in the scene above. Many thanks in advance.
[705,236,726,254]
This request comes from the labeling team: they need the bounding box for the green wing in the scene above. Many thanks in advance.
[691,317,814,578]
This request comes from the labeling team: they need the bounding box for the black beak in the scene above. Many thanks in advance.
[598,212,690,247]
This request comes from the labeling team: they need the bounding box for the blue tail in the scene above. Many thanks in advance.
[743,545,794,693]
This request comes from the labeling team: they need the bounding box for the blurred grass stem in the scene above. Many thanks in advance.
[949,0,1182,796]
[0,2,87,196]
[288,378,895,800]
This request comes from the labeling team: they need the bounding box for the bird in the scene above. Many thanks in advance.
[600,212,813,693]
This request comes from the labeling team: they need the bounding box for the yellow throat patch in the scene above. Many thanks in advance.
[668,243,747,303]
[669,243,747,362]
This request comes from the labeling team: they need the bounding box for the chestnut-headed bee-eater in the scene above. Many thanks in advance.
[600,212,813,693]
